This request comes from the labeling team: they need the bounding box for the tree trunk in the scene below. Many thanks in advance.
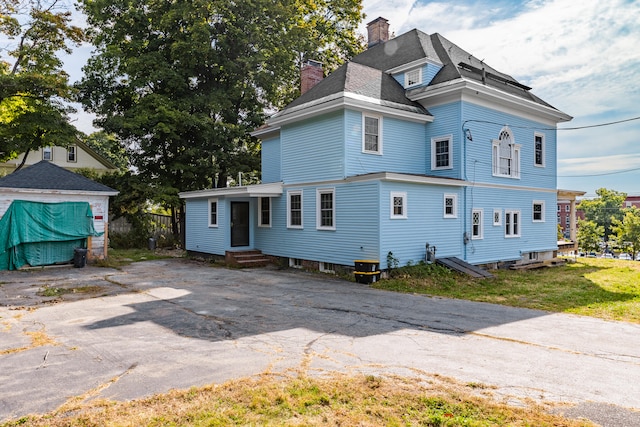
[13,149,31,173]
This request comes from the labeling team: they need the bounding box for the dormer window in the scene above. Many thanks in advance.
[405,68,422,87]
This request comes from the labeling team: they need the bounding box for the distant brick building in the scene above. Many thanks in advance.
[624,195,640,209]
[558,194,640,238]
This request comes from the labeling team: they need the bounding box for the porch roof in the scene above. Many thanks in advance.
[178,182,283,199]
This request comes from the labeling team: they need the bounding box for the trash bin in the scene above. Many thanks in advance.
[354,260,380,284]
[73,247,87,268]
[148,237,156,250]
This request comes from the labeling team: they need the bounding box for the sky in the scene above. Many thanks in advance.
[357,0,640,197]
[32,0,640,198]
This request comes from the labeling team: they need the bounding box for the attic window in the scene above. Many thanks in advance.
[405,68,422,87]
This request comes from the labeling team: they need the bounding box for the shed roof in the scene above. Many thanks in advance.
[0,161,118,194]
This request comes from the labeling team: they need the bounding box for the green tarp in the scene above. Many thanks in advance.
[0,200,103,270]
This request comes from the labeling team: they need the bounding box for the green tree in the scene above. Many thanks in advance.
[82,131,128,171]
[577,219,604,255]
[76,0,364,236]
[0,0,84,166]
[611,207,640,260]
[578,188,627,241]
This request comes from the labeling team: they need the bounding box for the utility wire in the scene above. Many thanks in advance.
[462,115,640,131]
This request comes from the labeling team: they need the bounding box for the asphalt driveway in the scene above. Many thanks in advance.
[1,258,640,426]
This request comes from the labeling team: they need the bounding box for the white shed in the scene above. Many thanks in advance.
[0,161,118,268]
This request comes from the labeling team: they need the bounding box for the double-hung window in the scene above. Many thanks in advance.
[472,209,483,239]
[258,197,271,227]
[208,198,218,227]
[532,201,545,222]
[534,133,545,167]
[316,188,335,230]
[443,194,457,218]
[505,210,520,237]
[492,128,520,178]
[287,191,303,228]
[390,192,407,219]
[67,146,77,163]
[363,114,382,154]
[42,146,53,161]
[431,135,452,170]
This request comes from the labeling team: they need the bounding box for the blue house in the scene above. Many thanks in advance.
[179,17,572,271]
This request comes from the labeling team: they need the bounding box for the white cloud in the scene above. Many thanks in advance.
[559,153,640,175]
[362,0,640,194]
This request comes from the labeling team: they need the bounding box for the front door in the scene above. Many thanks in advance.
[231,202,250,247]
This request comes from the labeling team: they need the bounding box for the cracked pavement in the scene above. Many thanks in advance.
[1,258,640,426]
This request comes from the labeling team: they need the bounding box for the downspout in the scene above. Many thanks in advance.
[462,111,468,262]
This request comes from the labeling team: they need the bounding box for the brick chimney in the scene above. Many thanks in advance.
[367,17,389,48]
[300,60,323,95]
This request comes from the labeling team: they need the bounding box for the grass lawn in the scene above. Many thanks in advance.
[2,373,594,427]
[373,257,640,324]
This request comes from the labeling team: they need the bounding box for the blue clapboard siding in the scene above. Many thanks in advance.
[261,136,281,183]
[378,181,464,268]
[424,102,462,179]
[184,198,227,255]
[281,112,345,184]
[462,102,557,190]
[255,181,381,265]
[344,109,426,177]
[463,186,558,264]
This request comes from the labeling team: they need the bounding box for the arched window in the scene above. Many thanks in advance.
[492,127,520,178]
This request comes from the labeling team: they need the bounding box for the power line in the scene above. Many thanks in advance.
[558,166,640,178]
[462,115,640,132]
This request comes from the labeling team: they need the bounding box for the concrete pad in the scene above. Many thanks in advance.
[1,259,639,426]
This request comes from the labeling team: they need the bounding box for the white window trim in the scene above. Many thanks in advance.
[208,198,218,228]
[505,209,521,238]
[492,127,520,179]
[534,132,545,167]
[287,190,303,229]
[443,194,457,218]
[258,197,271,228]
[532,200,545,222]
[472,208,483,240]
[316,188,336,230]
[42,146,53,161]
[67,145,77,163]
[320,262,335,274]
[404,67,423,88]
[493,209,502,226]
[362,113,383,155]
[390,192,407,219]
[431,135,453,170]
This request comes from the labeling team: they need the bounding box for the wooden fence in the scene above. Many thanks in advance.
[109,213,175,238]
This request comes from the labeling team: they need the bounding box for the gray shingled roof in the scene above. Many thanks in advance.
[277,28,558,117]
[0,161,118,193]
[353,30,557,110]
[279,61,431,118]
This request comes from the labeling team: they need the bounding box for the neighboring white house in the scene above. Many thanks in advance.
[0,161,118,268]
[0,139,118,176]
